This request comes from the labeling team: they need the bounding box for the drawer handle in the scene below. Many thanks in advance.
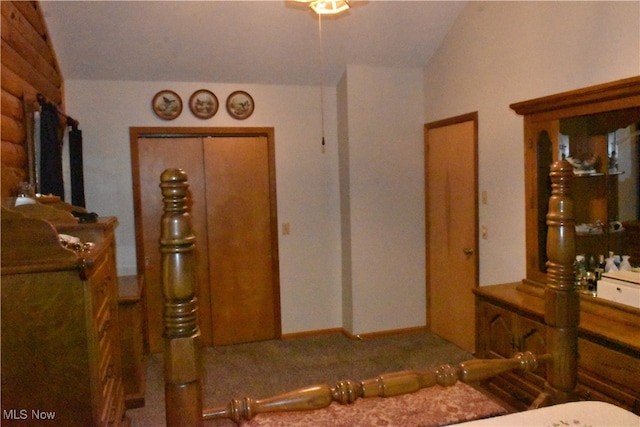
[616,287,622,292]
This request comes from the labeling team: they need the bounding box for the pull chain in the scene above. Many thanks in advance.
[318,14,326,151]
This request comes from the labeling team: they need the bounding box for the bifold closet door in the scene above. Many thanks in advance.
[203,136,278,345]
[136,134,280,351]
[136,137,213,352]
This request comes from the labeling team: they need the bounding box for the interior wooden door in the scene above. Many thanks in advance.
[203,135,280,345]
[425,113,478,353]
[135,137,212,352]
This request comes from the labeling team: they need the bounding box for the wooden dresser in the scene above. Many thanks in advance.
[1,212,127,426]
[475,282,640,414]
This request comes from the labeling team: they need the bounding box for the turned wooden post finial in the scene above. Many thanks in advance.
[160,168,203,427]
[546,159,576,291]
[544,158,579,404]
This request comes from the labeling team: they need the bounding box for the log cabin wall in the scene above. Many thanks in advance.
[1,1,63,198]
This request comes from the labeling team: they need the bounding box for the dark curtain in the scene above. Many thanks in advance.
[39,102,64,198]
[69,124,86,207]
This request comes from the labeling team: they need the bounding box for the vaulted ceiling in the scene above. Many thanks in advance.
[39,1,466,86]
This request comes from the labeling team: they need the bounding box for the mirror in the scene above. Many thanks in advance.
[536,108,640,271]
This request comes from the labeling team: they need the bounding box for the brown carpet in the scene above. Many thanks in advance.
[126,329,475,426]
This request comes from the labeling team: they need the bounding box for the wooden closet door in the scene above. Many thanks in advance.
[203,136,279,345]
[136,137,213,351]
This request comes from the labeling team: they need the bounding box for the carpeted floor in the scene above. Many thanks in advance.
[126,329,474,426]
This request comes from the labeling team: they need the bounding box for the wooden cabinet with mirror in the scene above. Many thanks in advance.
[510,76,640,286]
[475,78,640,413]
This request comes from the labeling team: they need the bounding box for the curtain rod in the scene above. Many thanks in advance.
[36,93,79,127]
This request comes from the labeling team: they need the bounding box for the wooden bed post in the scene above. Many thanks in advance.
[160,168,203,427]
[541,158,578,406]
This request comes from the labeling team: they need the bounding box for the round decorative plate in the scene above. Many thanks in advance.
[226,91,254,120]
[189,89,219,119]
[152,90,182,120]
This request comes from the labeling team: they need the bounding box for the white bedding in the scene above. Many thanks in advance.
[456,401,639,426]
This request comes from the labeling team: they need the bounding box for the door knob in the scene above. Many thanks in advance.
[463,248,474,256]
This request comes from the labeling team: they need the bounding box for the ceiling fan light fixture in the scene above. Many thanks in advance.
[292,0,352,150]
[295,0,351,15]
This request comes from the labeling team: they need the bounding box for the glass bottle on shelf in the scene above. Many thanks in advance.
[619,255,632,271]
[595,254,605,280]
[605,253,619,273]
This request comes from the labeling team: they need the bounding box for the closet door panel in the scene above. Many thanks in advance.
[137,137,212,351]
[203,135,277,345]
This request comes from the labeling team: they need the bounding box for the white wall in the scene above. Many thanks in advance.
[64,1,640,336]
[64,80,343,334]
[66,64,426,337]
[340,65,426,335]
[423,1,640,286]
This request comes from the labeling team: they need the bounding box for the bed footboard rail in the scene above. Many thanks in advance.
[202,351,550,423]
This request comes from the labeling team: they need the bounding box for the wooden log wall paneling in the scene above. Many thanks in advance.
[1,1,63,198]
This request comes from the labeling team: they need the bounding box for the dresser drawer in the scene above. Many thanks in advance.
[100,345,116,393]
[578,338,640,398]
[100,374,116,426]
[597,278,640,309]
[90,250,114,316]
[99,368,125,426]
[97,304,114,349]
[108,379,126,426]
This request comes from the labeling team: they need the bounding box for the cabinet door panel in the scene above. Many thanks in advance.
[518,316,546,377]
[484,303,515,358]
[519,318,545,353]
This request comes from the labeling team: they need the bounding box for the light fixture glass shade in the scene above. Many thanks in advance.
[295,0,351,15]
